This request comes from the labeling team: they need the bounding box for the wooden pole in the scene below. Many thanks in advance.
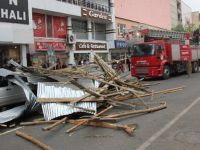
[16,131,53,150]
[42,117,67,131]
[105,102,167,118]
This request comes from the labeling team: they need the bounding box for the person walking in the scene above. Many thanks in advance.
[127,58,131,71]
[186,60,192,77]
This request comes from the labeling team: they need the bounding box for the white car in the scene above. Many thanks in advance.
[0,77,26,108]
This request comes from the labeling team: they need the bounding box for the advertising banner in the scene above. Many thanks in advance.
[53,16,67,39]
[33,13,46,37]
[0,0,29,24]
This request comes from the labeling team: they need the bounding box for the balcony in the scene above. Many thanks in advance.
[56,0,110,13]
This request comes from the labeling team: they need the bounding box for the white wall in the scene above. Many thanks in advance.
[31,0,81,16]
[0,0,34,44]
[181,1,192,26]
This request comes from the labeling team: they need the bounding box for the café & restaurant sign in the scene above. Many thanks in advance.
[76,42,107,50]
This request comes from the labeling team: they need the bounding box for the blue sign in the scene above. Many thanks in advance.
[114,40,128,49]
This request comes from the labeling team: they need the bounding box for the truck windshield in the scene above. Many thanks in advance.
[132,44,155,56]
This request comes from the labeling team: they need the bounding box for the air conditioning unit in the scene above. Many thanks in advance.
[67,34,76,44]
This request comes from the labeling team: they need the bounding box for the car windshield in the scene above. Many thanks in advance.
[132,44,155,56]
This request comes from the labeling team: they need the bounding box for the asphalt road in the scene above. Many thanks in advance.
[1,72,200,150]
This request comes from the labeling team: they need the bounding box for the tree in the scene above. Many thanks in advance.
[172,24,185,32]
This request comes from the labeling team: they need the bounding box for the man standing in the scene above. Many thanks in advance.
[186,60,192,77]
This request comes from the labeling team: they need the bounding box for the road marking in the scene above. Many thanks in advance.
[0,127,23,136]
[136,96,200,150]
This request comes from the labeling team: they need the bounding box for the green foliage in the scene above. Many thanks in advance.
[172,24,185,32]
[172,23,196,33]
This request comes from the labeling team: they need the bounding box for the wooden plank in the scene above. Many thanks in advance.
[16,131,53,150]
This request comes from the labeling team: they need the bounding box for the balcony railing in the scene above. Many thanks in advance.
[56,0,110,13]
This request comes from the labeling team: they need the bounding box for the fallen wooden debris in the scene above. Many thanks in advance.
[16,131,53,150]
[66,105,113,133]
[105,102,167,119]
[67,120,137,136]
[42,117,67,131]
[20,120,58,126]
[12,54,186,137]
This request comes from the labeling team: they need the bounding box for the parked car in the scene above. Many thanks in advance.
[0,77,26,108]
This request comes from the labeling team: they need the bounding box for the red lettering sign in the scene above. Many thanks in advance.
[33,13,46,37]
[53,16,67,38]
[35,41,66,51]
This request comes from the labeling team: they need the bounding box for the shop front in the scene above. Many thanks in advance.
[30,13,69,68]
[30,40,69,68]
[0,0,32,67]
[110,40,129,60]
[0,45,21,66]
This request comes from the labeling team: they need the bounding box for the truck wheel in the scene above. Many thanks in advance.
[192,62,199,73]
[163,65,170,79]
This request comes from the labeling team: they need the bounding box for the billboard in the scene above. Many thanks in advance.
[0,0,29,24]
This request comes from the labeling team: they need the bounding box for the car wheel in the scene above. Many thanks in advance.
[192,62,199,73]
[163,65,170,79]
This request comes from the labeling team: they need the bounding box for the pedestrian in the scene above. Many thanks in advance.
[127,58,131,71]
[186,60,192,77]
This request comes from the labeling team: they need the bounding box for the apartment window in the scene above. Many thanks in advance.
[92,22,106,40]
[117,23,126,36]
[72,19,88,39]
[47,15,53,37]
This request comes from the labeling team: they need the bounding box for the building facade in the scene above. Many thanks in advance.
[0,0,33,67]
[0,0,116,67]
[111,17,163,60]
[192,11,200,29]
[115,0,187,30]
[181,1,192,27]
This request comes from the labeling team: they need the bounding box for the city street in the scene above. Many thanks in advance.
[0,72,200,150]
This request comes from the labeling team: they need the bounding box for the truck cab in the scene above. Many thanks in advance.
[131,40,168,78]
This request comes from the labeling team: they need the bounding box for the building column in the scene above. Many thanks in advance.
[67,16,75,65]
[87,19,92,40]
[106,0,116,61]
[21,45,27,67]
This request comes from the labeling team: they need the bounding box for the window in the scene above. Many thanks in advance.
[117,24,126,36]
[72,19,88,39]
[132,44,155,56]
[47,15,53,37]
[92,22,106,40]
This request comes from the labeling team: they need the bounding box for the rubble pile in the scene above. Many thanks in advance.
[19,54,172,136]
[0,55,184,137]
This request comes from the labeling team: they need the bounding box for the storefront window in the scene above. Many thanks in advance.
[0,45,20,67]
[72,19,88,39]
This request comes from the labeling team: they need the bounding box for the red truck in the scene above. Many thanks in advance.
[127,29,200,79]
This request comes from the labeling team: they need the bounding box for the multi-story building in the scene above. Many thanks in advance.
[0,0,116,67]
[181,1,192,27]
[192,11,200,29]
[112,0,172,60]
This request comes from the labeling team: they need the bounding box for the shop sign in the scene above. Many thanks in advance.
[114,40,128,49]
[81,8,111,21]
[0,0,29,24]
[76,42,107,50]
[35,41,66,51]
